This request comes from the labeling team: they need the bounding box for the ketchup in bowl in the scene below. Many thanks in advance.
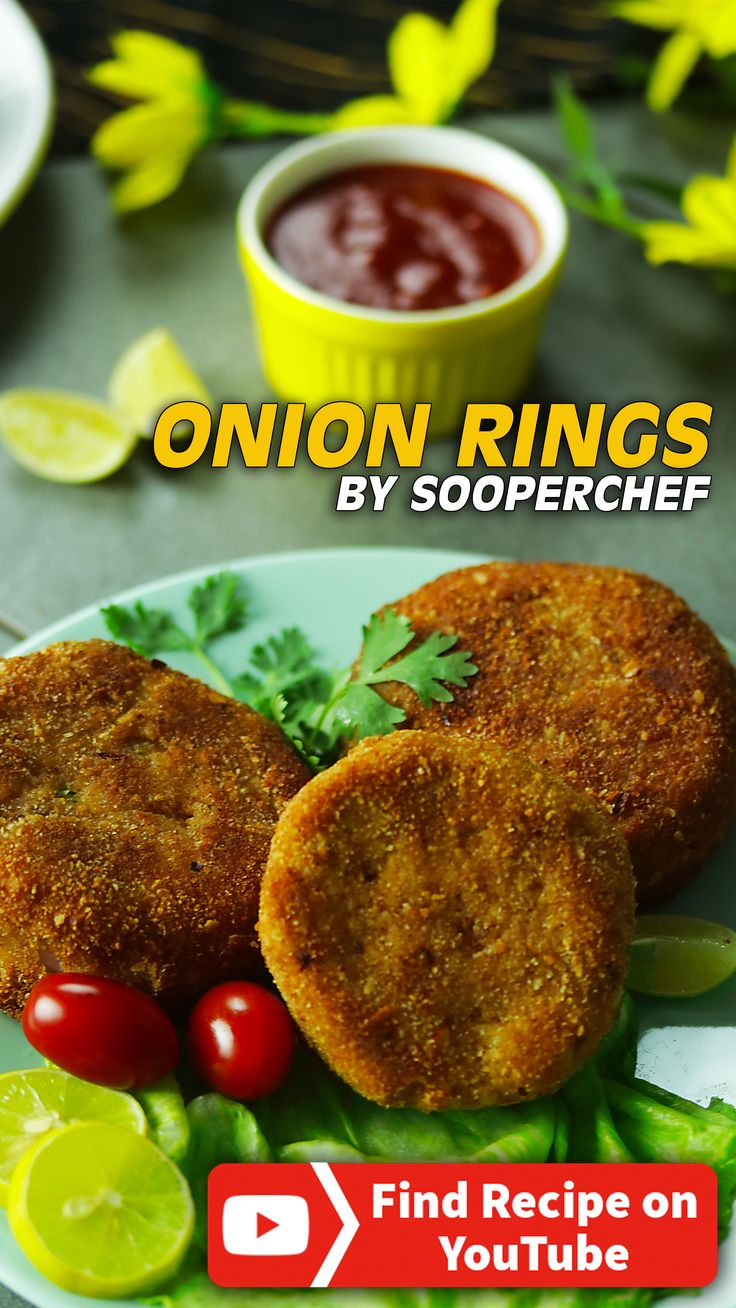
[265,163,540,312]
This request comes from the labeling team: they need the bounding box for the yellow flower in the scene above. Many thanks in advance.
[612,0,736,110]
[642,137,736,267]
[88,32,219,212]
[88,1,502,211]
[331,0,502,129]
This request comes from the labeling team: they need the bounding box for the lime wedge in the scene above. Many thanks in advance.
[628,915,736,997]
[108,327,211,438]
[8,1121,194,1297]
[0,1069,146,1205]
[0,390,138,483]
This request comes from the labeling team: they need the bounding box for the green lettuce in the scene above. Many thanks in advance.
[150,1276,657,1308]
[136,1074,191,1165]
[148,993,732,1308]
[253,1047,556,1166]
[181,1094,271,1251]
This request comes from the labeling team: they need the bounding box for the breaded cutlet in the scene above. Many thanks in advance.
[363,562,736,903]
[0,639,311,1016]
[260,730,635,1111]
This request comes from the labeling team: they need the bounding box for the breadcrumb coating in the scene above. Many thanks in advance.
[0,640,310,1016]
[368,562,736,903]
[259,730,635,1111]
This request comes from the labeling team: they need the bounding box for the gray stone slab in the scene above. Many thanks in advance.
[0,103,733,647]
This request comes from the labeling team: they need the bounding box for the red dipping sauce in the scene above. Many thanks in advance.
[266,163,540,312]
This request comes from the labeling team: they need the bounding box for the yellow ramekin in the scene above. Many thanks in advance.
[237,126,568,434]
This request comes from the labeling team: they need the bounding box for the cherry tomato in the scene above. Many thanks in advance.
[187,981,294,1100]
[22,974,180,1090]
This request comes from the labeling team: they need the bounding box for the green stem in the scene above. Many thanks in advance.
[222,99,333,138]
[618,172,684,206]
[555,181,644,239]
[192,645,235,698]
[303,670,351,754]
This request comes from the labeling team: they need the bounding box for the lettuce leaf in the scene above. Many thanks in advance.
[181,1093,271,1251]
[605,1076,736,1230]
[149,995,732,1308]
[252,1047,556,1165]
[562,1064,634,1164]
[150,1273,657,1308]
[136,1074,191,1164]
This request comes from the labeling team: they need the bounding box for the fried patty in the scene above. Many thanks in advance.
[367,562,736,903]
[0,639,311,1016]
[259,730,634,1111]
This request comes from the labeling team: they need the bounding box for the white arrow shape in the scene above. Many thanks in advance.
[310,1162,360,1287]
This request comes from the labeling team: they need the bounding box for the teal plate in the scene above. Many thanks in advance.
[0,548,734,1308]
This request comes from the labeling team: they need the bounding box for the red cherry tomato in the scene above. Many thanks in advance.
[187,981,294,1100]
[22,974,180,1090]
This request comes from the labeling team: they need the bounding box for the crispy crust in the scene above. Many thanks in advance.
[368,562,736,903]
[259,730,635,1110]
[0,640,311,1016]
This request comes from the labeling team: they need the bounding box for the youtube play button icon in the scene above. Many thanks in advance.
[210,1162,358,1287]
[222,1194,310,1257]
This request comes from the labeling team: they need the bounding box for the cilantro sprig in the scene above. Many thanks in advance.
[326,609,477,744]
[102,573,478,768]
[103,572,246,697]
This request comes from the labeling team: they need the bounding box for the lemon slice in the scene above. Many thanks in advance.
[8,1121,194,1298]
[0,1068,146,1205]
[108,327,212,438]
[628,915,736,997]
[0,390,139,483]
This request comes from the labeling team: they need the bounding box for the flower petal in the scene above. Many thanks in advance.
[91,100,204,168]
[330,96,417,129]
[610,1,692,32]
[110,30,204,90]
[699,0,736,58]
[647,29,703,109]
[643,218,736,266]
[388,13,453,121]
[682,174,736,238]
[111,152,192,213]
[448,0,501,97]
[87,58,176,101]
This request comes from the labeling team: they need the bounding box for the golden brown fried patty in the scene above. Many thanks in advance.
[259,730,634,1111]
[0,640,311,1016]
[367,562,736,903]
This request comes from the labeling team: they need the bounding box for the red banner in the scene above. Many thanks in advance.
[208,1162,717,1290]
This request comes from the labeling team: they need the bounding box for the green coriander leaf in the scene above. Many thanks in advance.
[234,629,332,718]
[231,670,265,706]
[233,628,341,767]
[249,628,322,694]
[188,572,247,645]
[358,608,415,676]
[356,611,478,707]
[370,631,478,707]
[235,676,290,730]
[332,683,407,740]
[102,601,192,657]
[269,691,289,730]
